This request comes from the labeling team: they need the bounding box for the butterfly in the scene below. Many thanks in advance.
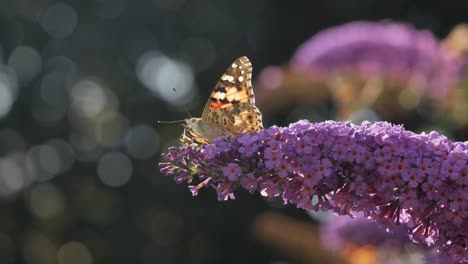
[180,56,263,147]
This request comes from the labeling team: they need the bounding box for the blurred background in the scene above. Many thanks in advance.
[1,0,468,263]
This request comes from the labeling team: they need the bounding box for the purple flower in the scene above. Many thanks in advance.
[223,163,242,181]
[402,168,425,188]
[240,173,258,193]
[239,143,258,158]
[159,120,468,262]
[289,21,464,100]
[264,150,282,169]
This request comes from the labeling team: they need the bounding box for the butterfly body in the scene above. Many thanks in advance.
[181,56,263,147]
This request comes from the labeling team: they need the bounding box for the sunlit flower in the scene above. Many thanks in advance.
[160,120,468,262]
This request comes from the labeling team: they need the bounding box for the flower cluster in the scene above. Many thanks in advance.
[159,120,468,262]
[290,21,464,100]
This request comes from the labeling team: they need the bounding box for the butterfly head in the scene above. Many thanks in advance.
[184,117,202,128]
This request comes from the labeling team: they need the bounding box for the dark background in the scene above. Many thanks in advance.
[1,1,467,263]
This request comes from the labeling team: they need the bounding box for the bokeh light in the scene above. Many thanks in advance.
[0,153,27,197]
[46,139,75,173]
[136,51,196,106]
[124,124,159,160]
[0,65,18,119]
[97,152,133,187]
[95,111,129,147]
[68,130,102,162]
[22,232,56,264]
[7,46,42,86]
[37,144,62,175]
[31,96,68,125]
[70,78,118,119]
[40,72,70,107]
[28,183,65,220]
[27,145,57,182]
[56,241,93,264]
[39,2,78,39]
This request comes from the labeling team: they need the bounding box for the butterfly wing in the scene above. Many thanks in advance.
[201,56,263,135]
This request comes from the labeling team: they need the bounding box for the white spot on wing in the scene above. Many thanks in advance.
[221,74,234,83]
[212,91,226,99]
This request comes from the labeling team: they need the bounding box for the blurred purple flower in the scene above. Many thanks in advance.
[320,214,461,264]
[425,252,462,264]
[159,120,468,262]
[320,213,415,251]
[290,21,464,100]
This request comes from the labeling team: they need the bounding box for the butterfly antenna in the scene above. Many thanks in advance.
[157,120,185,124]
[173,87,192,118]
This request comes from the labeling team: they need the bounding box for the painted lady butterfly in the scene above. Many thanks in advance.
[180,56,263,147]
